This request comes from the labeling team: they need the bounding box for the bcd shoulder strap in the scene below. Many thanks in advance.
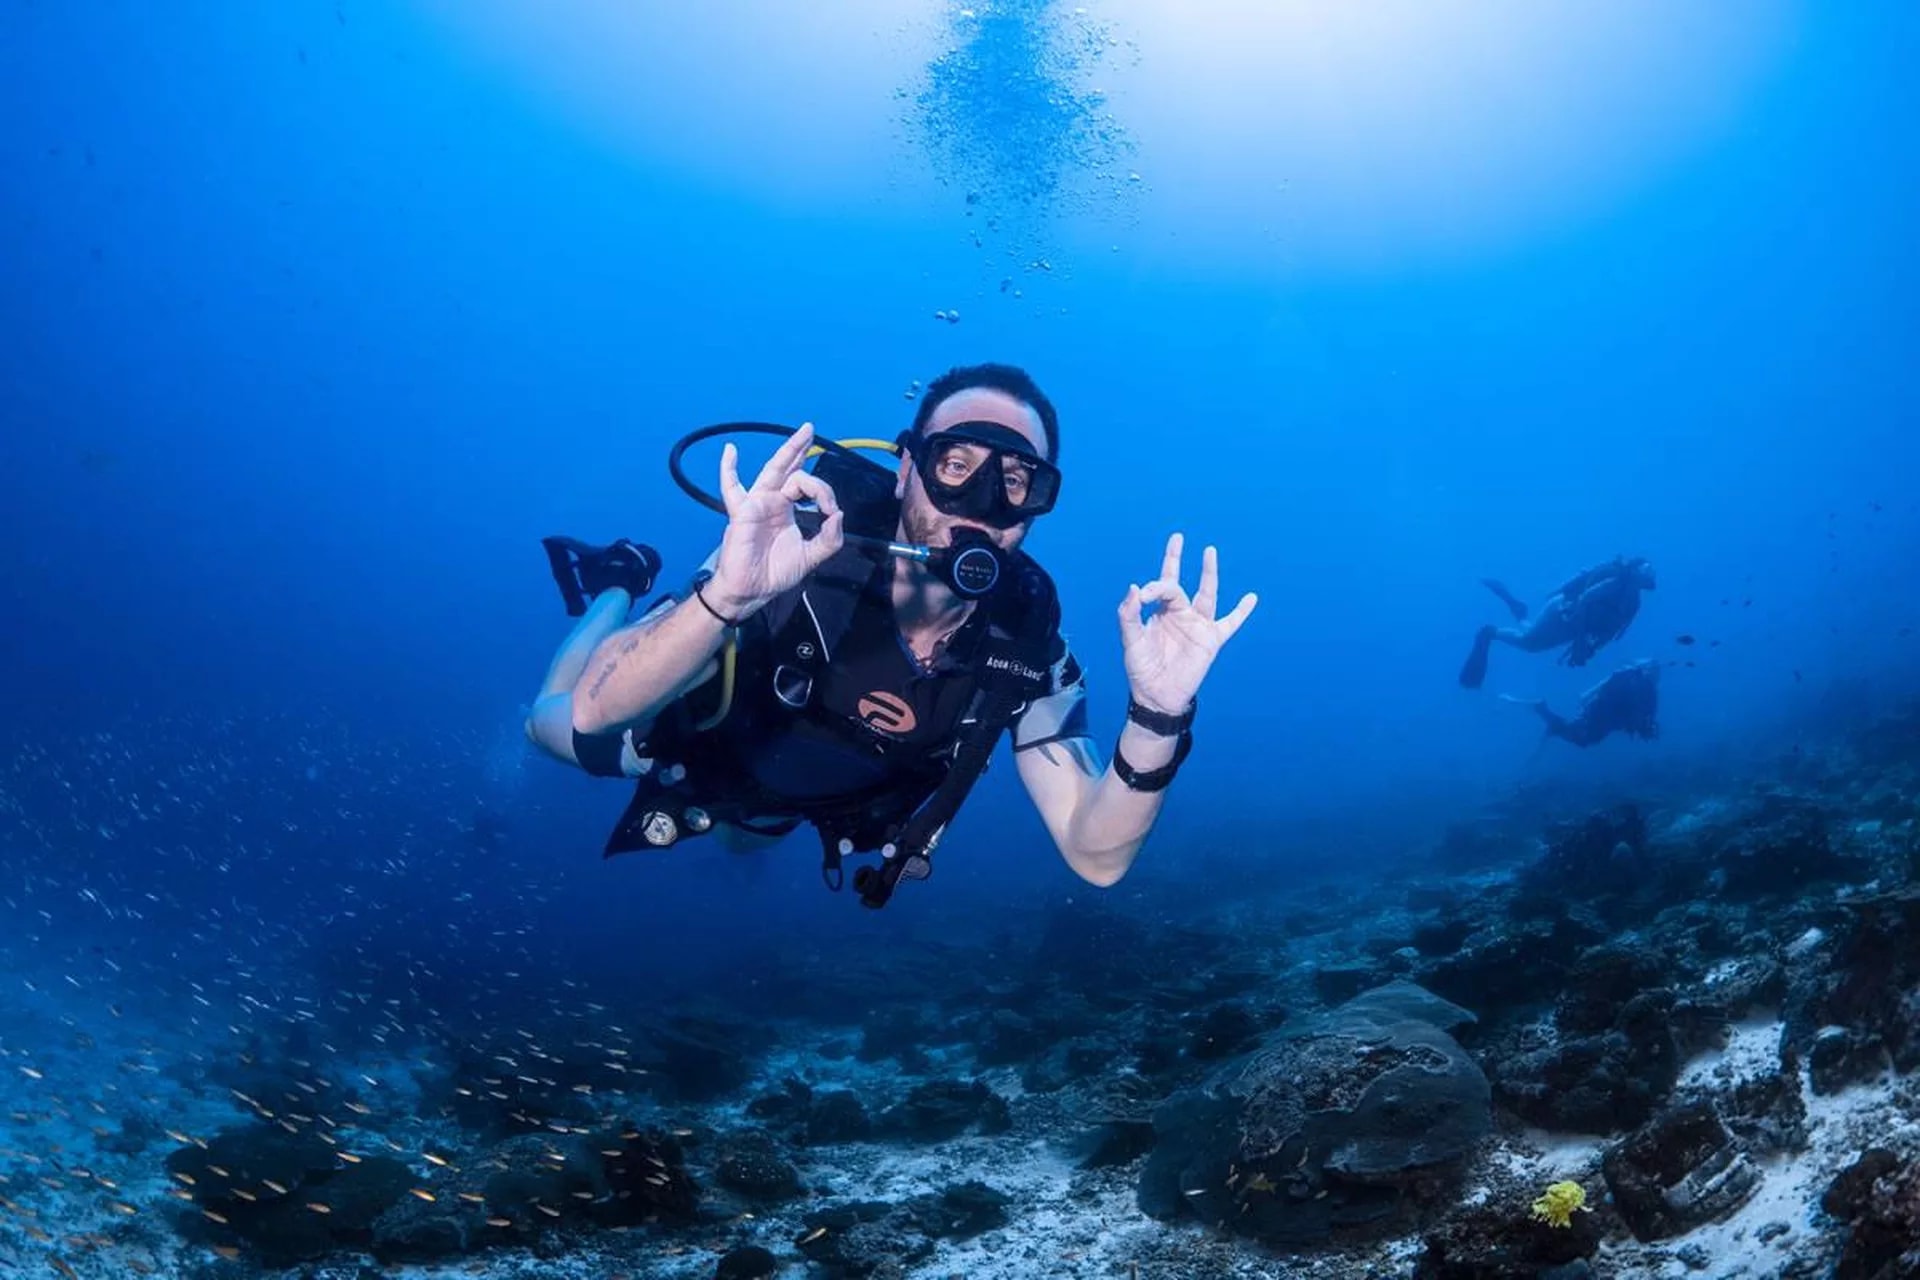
[849,551,1061,908]
[754,545,886,713]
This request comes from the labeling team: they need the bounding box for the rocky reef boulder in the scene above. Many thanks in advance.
[1600,1102,1762,1242]
[1824,1148,1920,1280]
[164,1123,413,1266]
[1493,988,1684,1134]
[1788,889,1920,1080]
[1138,981,1490,1247]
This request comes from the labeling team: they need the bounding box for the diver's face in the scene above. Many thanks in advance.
[897,388,1051,554]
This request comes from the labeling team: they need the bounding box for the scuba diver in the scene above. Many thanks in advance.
[1503,659,1662,747]
[1458,555,1656,689]
[523,363,1258,909]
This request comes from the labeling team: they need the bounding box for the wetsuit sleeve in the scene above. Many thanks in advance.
[570,726,653,778]
[1011,642,1092,751]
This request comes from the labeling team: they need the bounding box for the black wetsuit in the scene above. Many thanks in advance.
[576,547,1092,835]
[1536,662,1661,747]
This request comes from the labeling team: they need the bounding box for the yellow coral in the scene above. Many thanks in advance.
[1530,1180,1589,1228]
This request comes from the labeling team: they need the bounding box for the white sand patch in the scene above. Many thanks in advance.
[1499,1129,1611,1181]
[1600,1030,1917,1279]
[1678,1017,1782,1091]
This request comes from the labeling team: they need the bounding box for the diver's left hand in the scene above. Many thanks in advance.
[1118,533,1258,716]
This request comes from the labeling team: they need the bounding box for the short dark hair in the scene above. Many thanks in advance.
[910,362,1060,463]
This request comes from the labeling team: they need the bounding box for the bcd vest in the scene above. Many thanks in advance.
[599,544,1062,908]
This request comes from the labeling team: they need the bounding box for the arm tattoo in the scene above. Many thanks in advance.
[585,633,642,702]
[586,660,619,701]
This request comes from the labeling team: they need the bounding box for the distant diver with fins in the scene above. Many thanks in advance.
[1501,658,1662,747]
[1459,555,1657,689]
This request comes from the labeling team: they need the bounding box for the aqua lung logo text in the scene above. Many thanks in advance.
[985,655,1047,684]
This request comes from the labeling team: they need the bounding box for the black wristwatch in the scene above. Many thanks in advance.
[1113,727,1192,792]
[1125,695,1196,737]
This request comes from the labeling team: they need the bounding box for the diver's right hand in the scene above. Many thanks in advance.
[702,422,845,620]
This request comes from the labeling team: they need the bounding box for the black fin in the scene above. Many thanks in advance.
[543,536,591,617]
[542,537,663,617]
[1459,625,1494,690]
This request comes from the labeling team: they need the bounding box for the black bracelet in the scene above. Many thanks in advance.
[1113,727,1192,792]
[691,581,742,629]
[1126,695,1196,737]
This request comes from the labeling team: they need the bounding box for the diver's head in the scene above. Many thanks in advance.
[896,363,1060,557]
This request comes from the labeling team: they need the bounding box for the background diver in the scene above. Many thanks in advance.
[522,363,1258,908]
[1459,555,1657,689]
[1501,658,1662,747]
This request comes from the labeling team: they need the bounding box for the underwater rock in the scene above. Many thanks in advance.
[1066,1067,1164,1168]
[1132,1017,1188,1076]
[102,1109,165,1158]
[1410,914,1476,958]
[1719,1068,1811,1155]
[1554,941,1671,1036]
[1312,963,1381,1006]
[804,1090,873,1145]
[1138,981,1489,1247]
[715,1244,782,1279]
[976,1008,1049,1066]
[1667,997,1735,1060]
[1419,916,1607,1026]
[1826,1150,1920,1280]
[1809,1027,1893,1095]
[1700,792,1869,901]
[481,1134,605,1228]
[478,1126,701,1229]
[645,1014,770,1102]
[1075,1119,1156,1169]
[1413,1199,1602,1279]
[1601,1102,1762,1242]
[1494,990,1682,1133]
[1824,1148,1903,1220]
[747,1077,814,1126]
[1850,700,1920,769]
[1791,890,1920,1076]
[903,1179,1011,1239]
[715,1130,802,1203]
[858,1008,939,1068]
[1020,1035,1118,1093]
[880,1078,1011,1142]
[438,1045,601,1140]
[599,1125,702,1224]
[1188,1002,1260,1061]
[368,1194,475,1265]
[1707,956,1789,1019]
[795,1200,933,1277]
[164,1123,413,1266]
[1519,803,1649,904]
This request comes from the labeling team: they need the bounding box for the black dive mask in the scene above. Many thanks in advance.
[899,421,1060,530]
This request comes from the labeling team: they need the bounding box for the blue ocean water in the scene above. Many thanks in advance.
[3,3,1917,1277]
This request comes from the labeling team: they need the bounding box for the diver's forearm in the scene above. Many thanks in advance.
[571,597,732,735]
[1062,722,1180,885]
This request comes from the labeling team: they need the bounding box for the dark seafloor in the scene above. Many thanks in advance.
[1,697,1917,1280]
